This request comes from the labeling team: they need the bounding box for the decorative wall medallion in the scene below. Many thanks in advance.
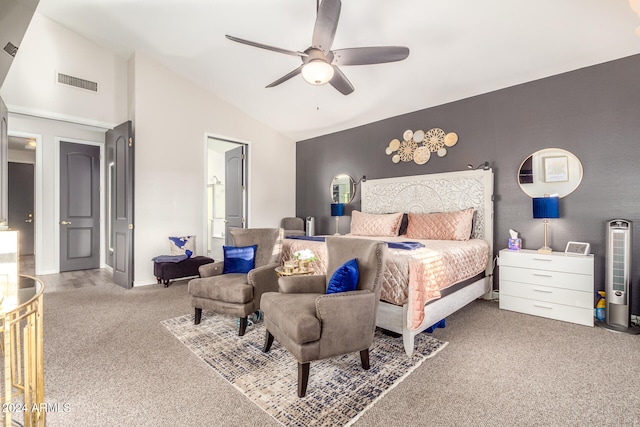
[398,140,417,162]
[413,146,431,165]
[386,127,460,164]
[424,128,446,152]
[412,130,425,143]
[444,132,458,147]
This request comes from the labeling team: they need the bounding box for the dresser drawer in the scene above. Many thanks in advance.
[500,266,593,292]
[500,294,594,326]
[499,250,593,275]
[500,280,592,309]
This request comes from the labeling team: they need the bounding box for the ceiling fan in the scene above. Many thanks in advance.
[225,0,410,95]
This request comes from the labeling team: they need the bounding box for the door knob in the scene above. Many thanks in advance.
[60,220,72,225]
[25,219,33,223]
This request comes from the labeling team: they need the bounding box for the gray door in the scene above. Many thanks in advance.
[8,162,34,255]
[60,142,100,272]
[224,145,245,242]
[106,122,134,289]
[0,97,7,228]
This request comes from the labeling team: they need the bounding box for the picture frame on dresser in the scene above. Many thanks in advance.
[564,241,590,256]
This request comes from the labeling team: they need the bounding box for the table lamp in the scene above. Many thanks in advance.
[331,203,344,235]
[532,196,559,254]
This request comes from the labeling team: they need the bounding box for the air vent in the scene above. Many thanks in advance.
[57,72,98,92]
[3,42,18,57]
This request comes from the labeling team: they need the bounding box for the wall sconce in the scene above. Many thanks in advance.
[533,195,560,254]
[467,161,490,170]
[330,203,344,235]
[355,175,366,185]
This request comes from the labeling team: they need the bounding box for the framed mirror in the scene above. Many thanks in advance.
[330,174,355,204]
[518,148,583,198]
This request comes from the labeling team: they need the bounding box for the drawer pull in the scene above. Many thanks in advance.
[533,288,553,293]
[533,303,553,309]
[533,258,552,262]
[533,273,553,278]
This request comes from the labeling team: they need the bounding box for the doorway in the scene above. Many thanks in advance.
[59,141,101,272]
[7,135,37,274]
[206,136,247,261]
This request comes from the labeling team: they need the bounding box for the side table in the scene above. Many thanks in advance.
[275,266,315,277]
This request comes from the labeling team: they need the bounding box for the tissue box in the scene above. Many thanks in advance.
[508,238,522,251]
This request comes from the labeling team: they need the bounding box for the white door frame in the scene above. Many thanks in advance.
[7,131,42,273]
[203,133,251,257]
[54,137,105,273]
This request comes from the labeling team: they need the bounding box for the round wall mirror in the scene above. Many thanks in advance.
[518,148,583,198]
[330,174,355,204]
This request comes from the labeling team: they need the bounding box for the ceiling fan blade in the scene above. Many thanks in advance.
[226,35,307,58]
[329,66,354,95]
[266,65,304,88]
[312,0,341,54]
[331,46,410,66]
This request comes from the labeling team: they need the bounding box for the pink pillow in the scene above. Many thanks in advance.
[350,211,403,237]
[405,208,475,241]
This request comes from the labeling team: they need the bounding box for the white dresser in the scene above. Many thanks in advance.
[499,249,594,326]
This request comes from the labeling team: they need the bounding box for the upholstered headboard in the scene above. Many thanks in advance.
[361,169,494,273]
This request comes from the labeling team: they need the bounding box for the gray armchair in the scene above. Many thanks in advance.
[261,237,387,397]
[280,217,305,237]
[188,228,283,336]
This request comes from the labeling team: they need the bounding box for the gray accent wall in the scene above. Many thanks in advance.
[296,53,640,314]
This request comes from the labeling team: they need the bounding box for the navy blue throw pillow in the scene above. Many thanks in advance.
[223,245,257,274]
[326,258,359,294]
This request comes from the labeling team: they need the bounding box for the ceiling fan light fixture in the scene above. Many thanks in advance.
[301,59,334,85]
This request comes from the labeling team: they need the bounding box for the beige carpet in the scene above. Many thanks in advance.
[162,312,447,427]
[38,278,640,426]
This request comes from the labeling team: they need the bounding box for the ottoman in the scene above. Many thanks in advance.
[154,256,214,287]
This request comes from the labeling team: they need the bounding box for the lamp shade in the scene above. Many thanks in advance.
[301,59,335,85]
[331,203,345,217]
[532,196,559,219]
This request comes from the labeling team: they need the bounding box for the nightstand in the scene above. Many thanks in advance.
[498,248,594,326]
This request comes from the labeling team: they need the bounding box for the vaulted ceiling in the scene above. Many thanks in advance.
[36,0,640,141]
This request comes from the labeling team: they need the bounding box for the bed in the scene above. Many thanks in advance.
[283,169,494,356]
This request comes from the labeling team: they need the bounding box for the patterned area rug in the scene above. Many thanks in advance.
[162,312,447,427]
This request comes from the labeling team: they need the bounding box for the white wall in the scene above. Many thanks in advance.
[131,52,296,285]
[0,13,128,126]
[0,13,127,275]
[7,114,105,275]
[0,13,296,285]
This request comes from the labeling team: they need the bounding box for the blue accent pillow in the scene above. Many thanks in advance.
[326,258,359,294]
[222,245,257,274]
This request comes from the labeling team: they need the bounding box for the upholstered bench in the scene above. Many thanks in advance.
[154,256,214,287]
